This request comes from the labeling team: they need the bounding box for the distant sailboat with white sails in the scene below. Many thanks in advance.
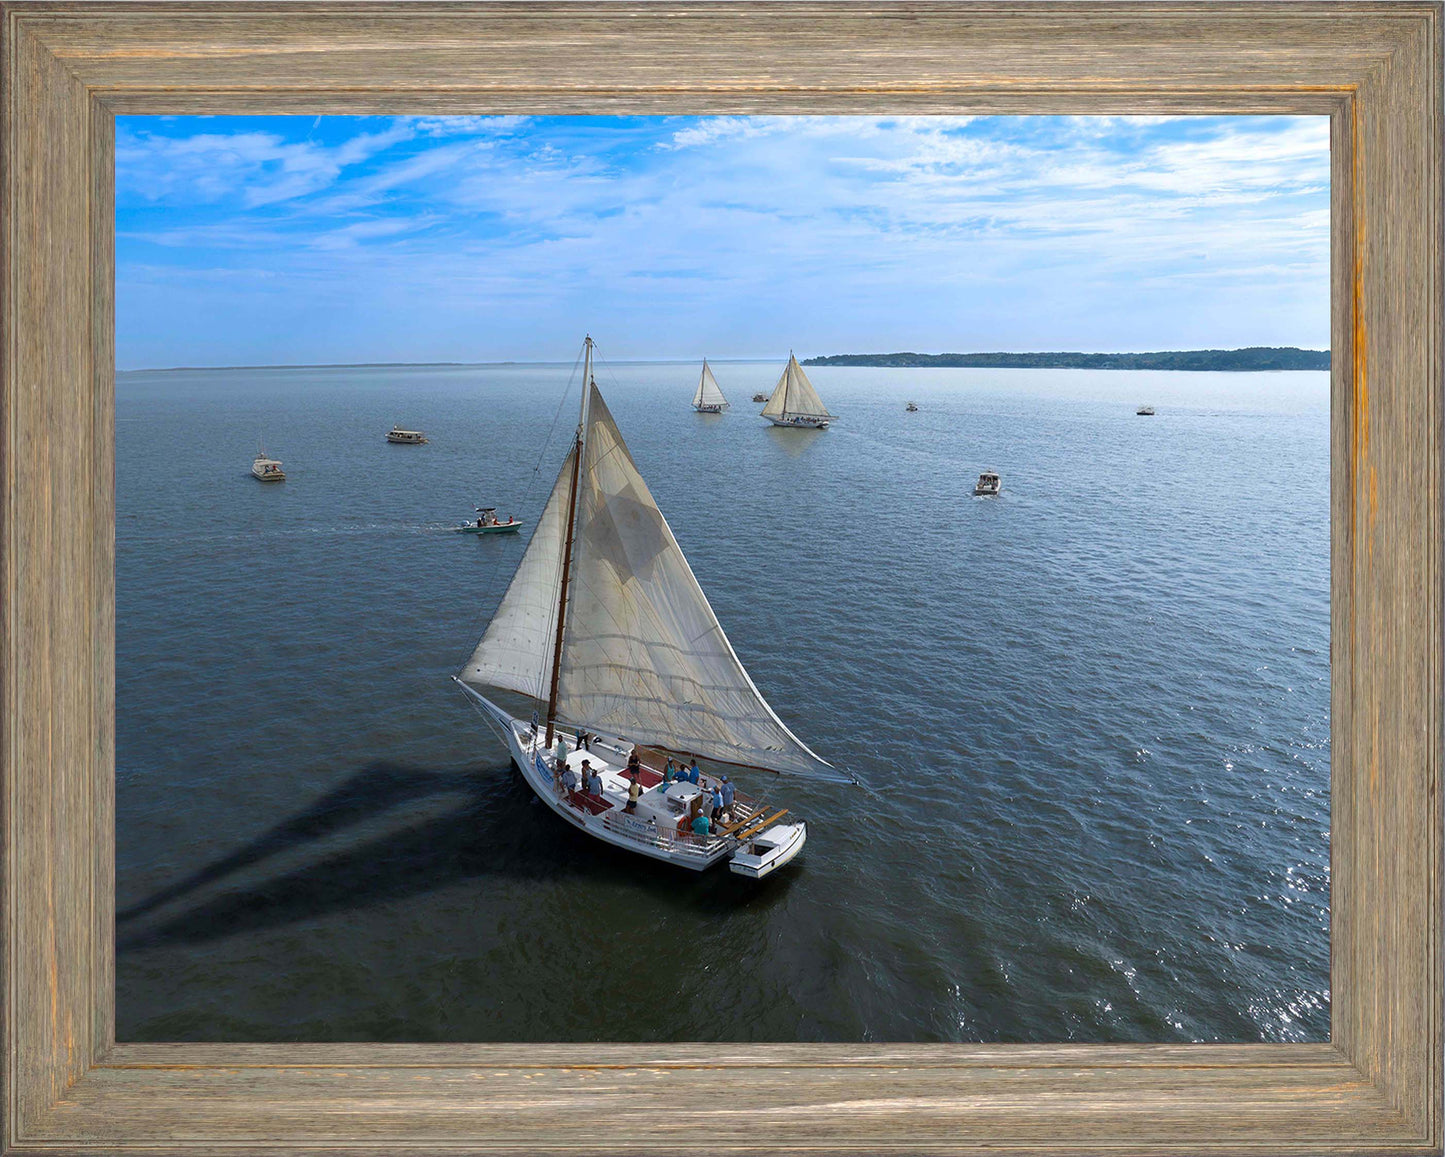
[692,359,729,413]
[761,353,833,428]
[455,337,848,877]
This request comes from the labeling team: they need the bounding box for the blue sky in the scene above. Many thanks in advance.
[116,115,1329,369]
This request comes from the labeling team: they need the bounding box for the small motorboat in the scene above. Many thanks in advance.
[251,447,285,482]
[974,472,1001,496]
[905,402,919,412]
[752,392,768,403]
[1136,406,1156,416]
[387,426,429,444]
[456,507,523,534]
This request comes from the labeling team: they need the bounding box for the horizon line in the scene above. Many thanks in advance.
[118,347,1331,375]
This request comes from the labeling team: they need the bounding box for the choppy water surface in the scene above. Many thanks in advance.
[116,362,1329,1043]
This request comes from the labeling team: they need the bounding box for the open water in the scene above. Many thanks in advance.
[116,361,1330,1043]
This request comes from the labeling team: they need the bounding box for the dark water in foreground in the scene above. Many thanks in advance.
[116,361,1329,1043]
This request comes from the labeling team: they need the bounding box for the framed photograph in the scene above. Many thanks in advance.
[3,3,1440,1155]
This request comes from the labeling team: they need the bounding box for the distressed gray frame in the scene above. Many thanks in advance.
[2,3,1441,1154]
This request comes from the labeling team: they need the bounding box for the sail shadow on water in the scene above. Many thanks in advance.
[118,758,794,954]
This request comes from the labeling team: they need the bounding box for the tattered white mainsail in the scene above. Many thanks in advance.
[461,381,843,782]
[692,360,729,409]
[460,447,575,700]
[760,354,832,421]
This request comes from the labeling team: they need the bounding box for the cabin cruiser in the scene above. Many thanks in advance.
[905,402,919,412]
[251,449,285,482]
[387,426,428,443]
[974,471,1001,496]
[1136,406,1156,416]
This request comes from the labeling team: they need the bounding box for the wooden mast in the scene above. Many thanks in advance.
[544,335,590,748]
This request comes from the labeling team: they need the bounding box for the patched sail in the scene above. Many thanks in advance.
[557,386,840,779]
[760,354,832,420]
[692,360,728,409]
[459,447,576,700]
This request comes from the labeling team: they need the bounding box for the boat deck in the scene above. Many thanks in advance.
[537,727,789,852]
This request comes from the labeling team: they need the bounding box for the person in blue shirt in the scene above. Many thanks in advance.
[691,811,711,836]
[709,784,724,824]
[663,757,676,786]
[688,758,701,785]
[721,775,735,811]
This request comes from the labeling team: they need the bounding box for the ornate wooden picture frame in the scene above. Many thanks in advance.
[2,2,1440,1153]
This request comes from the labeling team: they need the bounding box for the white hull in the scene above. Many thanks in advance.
[456,681,806,876]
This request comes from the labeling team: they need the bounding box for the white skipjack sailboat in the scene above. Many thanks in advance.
[761,353,833,428]
[456,337,848,878]
[692,359,729,413]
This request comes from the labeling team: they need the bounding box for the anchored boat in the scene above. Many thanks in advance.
[760,354,833,428]
[387,426,429,444]
[456,337,849,876]
[251,446,285,482]
[692,359,729,413]
[974,471,1002,496]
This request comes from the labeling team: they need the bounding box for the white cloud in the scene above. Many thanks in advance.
[116,115,1331,362]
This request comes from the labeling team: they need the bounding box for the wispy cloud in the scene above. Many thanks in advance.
[115,114,1329,368]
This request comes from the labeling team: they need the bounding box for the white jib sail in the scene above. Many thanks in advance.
[557,386,842,780]
[459,447,576,700]
[760,354,832,420]
[692,360,728,409]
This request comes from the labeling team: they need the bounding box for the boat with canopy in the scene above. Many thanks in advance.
[691,359,729,413]
[455,337,848,876]
[761,353,833,428]
[455,507,523,535]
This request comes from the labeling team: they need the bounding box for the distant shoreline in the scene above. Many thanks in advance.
[801,347,1330,372]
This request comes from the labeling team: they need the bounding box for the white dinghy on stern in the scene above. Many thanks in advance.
[455,336,851,877]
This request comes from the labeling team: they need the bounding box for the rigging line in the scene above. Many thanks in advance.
[455,344,585,680]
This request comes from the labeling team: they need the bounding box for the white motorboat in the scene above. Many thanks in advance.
[905,402,919,412]
[974,471,1001,496]
[691,359,729,413]
[251,447,285,481]
[456,337,850,876]
[1136,406,1156,416]
[387,426,429,443]
[455,507,523,535]
[760,354,833,429]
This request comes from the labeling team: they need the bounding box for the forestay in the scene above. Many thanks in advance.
[760,354,832,420]
[459,447,575,700]
[693,360,728,408]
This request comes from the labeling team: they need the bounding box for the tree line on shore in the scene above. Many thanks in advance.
[801,347,1330,372]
